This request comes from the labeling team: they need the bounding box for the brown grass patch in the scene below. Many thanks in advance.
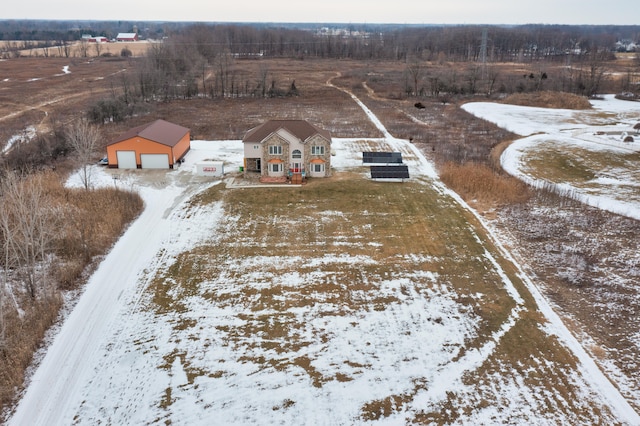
[502,91,592,110]
[439,162,531,208]
[361,394,410,421]
[589,344,608,361]
[0,297,62,411]
[2,40,152,59]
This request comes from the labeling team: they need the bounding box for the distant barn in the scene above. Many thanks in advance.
[116,33,138,42]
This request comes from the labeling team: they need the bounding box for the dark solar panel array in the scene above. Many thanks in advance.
[370,165,410,179]
[362,151,403,164]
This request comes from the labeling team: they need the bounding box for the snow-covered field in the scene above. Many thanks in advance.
[8,94,640,425]
[463,95,640,220]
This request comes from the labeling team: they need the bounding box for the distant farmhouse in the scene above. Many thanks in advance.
[243,120,332,182]
[81,34,108,43]
[116,33,138,42]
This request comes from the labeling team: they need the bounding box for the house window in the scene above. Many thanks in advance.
[270,163,282,172]
[292,149,302,159]
[269,145,282,155]
[311,145,325,155]
[313,163,325,173]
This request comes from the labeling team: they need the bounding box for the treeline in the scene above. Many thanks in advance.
[144,23,640,61]
[87,23,640,123]
[0,19,172,41]
[88,25,310,122]
[391,25,640,61]
[3,20,639,60]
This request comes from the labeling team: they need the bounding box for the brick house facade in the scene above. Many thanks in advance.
[242,120,331,179]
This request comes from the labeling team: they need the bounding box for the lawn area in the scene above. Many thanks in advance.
[110,172,619,424]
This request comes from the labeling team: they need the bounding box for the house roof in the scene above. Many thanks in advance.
[243,120,331,144]
[116,32,137,39]
[108,119,190,148]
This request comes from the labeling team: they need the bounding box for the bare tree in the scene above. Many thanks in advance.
[93,41,102,57]
[0,172,56,299]
[216,50,233,97]
[466,66,480,94]
[485,66,499,95]
[56,40,71,58]
[0,284,5,350]
[406,60,423,97]
[573,48,611,97]
[258,64,269,98]
[586,53,608,97]
[0,196,11,349]
[66,119,101,190]
[77,39,89,58]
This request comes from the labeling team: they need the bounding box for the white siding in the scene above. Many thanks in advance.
[140,154,170,169]
[116,151,136,169]
[243,142,261,159]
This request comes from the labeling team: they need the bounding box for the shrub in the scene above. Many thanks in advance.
[439,162,531,207]
[502,91,592,109]
[87,97,131,123]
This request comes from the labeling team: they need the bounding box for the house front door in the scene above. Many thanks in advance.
[292,162,302,173]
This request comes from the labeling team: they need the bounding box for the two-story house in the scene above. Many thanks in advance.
[242,120,332,181]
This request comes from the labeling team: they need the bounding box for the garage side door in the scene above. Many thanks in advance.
[140,154,170,169]
[116,151,137,169]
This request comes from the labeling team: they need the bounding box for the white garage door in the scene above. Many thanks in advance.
[141,154,170,169]
[116,151,137,169]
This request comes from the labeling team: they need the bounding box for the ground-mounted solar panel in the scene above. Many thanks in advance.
[370,165,410,180]
[362,151,403,164]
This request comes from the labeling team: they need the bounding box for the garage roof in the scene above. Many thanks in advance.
[109,119,190,147]
[243,120,330,144]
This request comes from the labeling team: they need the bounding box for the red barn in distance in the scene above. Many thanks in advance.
[116,33,138,42]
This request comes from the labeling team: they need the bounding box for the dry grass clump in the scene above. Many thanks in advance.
[56,186,143,265]
[0,297,62,410]
[439,162,531,207]
[502,91,592,110]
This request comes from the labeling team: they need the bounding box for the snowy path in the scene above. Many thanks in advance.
[8,184,186,426]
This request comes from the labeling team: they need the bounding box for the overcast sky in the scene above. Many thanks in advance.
[4,0,639,25]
